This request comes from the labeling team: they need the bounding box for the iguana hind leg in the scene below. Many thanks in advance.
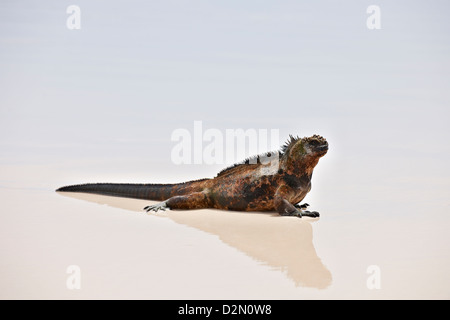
[144,192,210,213]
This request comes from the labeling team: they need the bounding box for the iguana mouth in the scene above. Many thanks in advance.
[316,144,328,151]
[314,142,328,157]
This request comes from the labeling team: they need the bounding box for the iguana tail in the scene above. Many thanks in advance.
[56,179,209,201]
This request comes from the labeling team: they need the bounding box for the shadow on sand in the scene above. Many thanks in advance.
[58,192,332,289]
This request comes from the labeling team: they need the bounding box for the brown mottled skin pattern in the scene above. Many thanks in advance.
[57,135,328,218]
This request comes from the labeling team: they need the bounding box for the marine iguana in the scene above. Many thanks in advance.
[56,134,328,218]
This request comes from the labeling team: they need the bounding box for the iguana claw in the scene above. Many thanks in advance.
[144,201,169,213]
[295,203,310,209]
[302,210,320,218]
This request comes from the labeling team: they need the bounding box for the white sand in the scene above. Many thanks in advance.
[0,164,449,299]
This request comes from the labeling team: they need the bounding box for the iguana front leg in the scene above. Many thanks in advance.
[275,198,303,217]
[274,185,303,217]
[275,186,319,218]
[275,199,320,218]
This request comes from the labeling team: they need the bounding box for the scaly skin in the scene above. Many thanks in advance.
[57,135,328,218]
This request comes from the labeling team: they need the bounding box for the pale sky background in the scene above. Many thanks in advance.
[0,0,449,215]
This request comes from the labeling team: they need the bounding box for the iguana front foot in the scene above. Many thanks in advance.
[281,208,319,218]
[294,203,320,217]
[284,210,320,218]
[301,210,320,218]
[295,203,310,209]
[144,201,169,213]
[280,208,303,218]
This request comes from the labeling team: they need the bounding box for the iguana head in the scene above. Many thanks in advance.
[282,134,328,159]
[281,134,328,174]
[301,134,328,157]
